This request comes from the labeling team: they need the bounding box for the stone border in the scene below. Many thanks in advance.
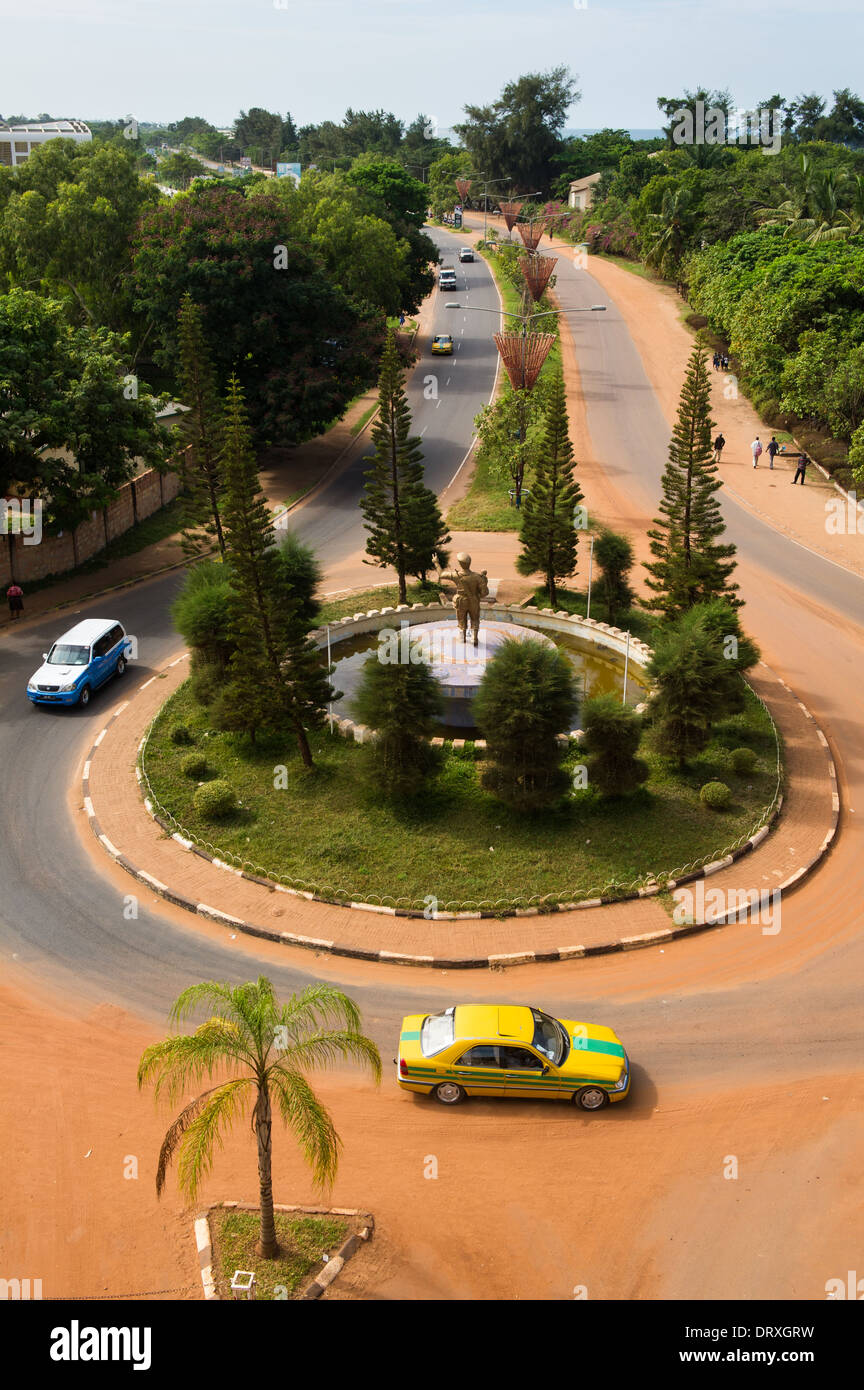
[309,599,652,748]
[194,1203,374,1301]
[79,652,842,967]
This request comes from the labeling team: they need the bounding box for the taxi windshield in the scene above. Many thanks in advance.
[48,643,89,666]
[421,1009,455,1056]
[531,1009,567,1065]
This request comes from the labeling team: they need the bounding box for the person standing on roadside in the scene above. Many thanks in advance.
[6,581,23,620]
[713,432,726,464]
[791,453,809,485]
[766,436,780,469]
[751,436,763,467]
[713,352,720,372]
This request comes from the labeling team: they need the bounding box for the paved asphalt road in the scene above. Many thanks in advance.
[2,231,863,1093]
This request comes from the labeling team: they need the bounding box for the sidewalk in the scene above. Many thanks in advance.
[81,648,837,968]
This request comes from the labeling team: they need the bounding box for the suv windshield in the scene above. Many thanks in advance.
[48,644,89,666]
[531,1009,567,1065]
[421,1009,455,1056]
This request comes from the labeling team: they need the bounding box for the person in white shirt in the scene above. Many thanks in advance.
[751,437,763,467]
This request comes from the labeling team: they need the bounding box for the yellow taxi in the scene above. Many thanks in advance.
[431,334,454,355]
[396,1004,630,1110]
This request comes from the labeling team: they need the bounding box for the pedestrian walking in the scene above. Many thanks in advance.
[791,453,809,485]
[766,436,780,469]
[751,436,763,467]
[6,581,23,620]
[713,432,726,464]
[713,352,721,372]
[399,311,406,327]
[722,354,729,371]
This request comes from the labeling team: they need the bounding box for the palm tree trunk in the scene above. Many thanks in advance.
[254,1079,279,1258]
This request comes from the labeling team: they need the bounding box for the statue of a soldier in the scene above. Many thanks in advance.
[437,552,490,646]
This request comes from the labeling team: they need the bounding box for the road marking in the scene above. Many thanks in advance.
[419,425,428,436]
[446,377,451,385]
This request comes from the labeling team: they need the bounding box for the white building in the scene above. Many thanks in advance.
[568,172,603,212]
[0,119,92,168]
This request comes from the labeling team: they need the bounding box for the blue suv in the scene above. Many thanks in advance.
[27,618,132,707]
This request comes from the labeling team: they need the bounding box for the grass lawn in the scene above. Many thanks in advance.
[209,1209,348,1300]
[317,581,441,624]
[144,679,780,911]
[350,403,378,438]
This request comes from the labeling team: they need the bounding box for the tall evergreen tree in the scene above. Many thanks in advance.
[360,331,449,602]
[216,377,335,765]
[473,638,575,810]
[176,294,225,558]
[353,656,444,799]
[594,529,635,625]
[516,373,581,606]
[644,346,739,617]
[647,607,730,765]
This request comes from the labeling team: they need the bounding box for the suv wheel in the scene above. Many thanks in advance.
[116,656,126,677]
[78,685,91,708]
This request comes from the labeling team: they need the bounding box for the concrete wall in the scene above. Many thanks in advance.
[1,466,182,587]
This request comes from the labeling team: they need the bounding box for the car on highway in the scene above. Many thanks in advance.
[459,247,474,262]
[26,618,132,708]
[396,1004,630,1109]
[438,266,458,291]
[431,334,454,355]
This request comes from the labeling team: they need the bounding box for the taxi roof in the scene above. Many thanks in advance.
[454,1004,533,1043]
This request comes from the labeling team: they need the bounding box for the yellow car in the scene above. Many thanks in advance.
[431,334,454,355]
[396,1004,630,1110]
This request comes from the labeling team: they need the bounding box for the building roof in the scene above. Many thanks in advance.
[568,172,604,192]
[0,120,91,136]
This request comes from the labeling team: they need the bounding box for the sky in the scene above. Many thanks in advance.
[1,0,863,132]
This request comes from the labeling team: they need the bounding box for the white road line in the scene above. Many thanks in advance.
[446,377,451,385]
[419,425,428,436]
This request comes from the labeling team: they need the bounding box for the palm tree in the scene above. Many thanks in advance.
[643,187,694,287]
[138,977,382,1259]
[757,155,860,244]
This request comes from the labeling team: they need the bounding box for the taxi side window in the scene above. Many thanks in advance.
[457,1045,500,1068]
[500,1046,545,1071]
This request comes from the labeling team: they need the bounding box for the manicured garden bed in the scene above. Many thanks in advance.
[209,1208,347,1300]
[142,678,781,912]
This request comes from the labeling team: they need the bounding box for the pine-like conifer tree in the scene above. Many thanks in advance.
[645,346,739,616]
[176,294,225,558]
[516,373,581,606]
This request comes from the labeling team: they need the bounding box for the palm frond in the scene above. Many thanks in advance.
[269,1068,341,1189]
[272,1028,383,1082]
[155,1078,250,1196]
[138,1020,254,1104]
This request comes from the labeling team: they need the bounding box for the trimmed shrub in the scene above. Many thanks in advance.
[181,752,209,779]
[700,780,732,809]
[193,778,237,819]
[170,724,194,746]
[730,746,757,775]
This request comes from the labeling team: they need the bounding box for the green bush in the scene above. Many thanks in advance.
[700,780,732,809]
[181,752,209,779]
[170,724,194,746]
[193,778,237,819]
[730,746,757,775]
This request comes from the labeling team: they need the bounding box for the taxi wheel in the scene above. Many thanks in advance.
[574,1086,609,1111]
[434,1081,466,1106]
[78,685,92,708]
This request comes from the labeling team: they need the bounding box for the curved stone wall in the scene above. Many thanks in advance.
[310,602,653,746]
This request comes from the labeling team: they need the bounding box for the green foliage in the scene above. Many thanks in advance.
[473,637,575,810]
[0,288,169,526]
[171,561,234,672]
[593,529,635,624]
[647,604,753,765]
[193,777,237,818]
[132,185,378,445]
[454,66,580,194]
[276,531,322,627]
[700,780,732,809]
[215,377,336,764]
[169,724,194,746]
[0,138,159,337]
[645,346,739,616]
[159,151,207,190]
[580,694,648,797]
[352,654,444,799]
[360,331,450,601]
[176,294,225,558]
[731,746,758,775]
[181,752,209,779]
[516,373,581,605]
